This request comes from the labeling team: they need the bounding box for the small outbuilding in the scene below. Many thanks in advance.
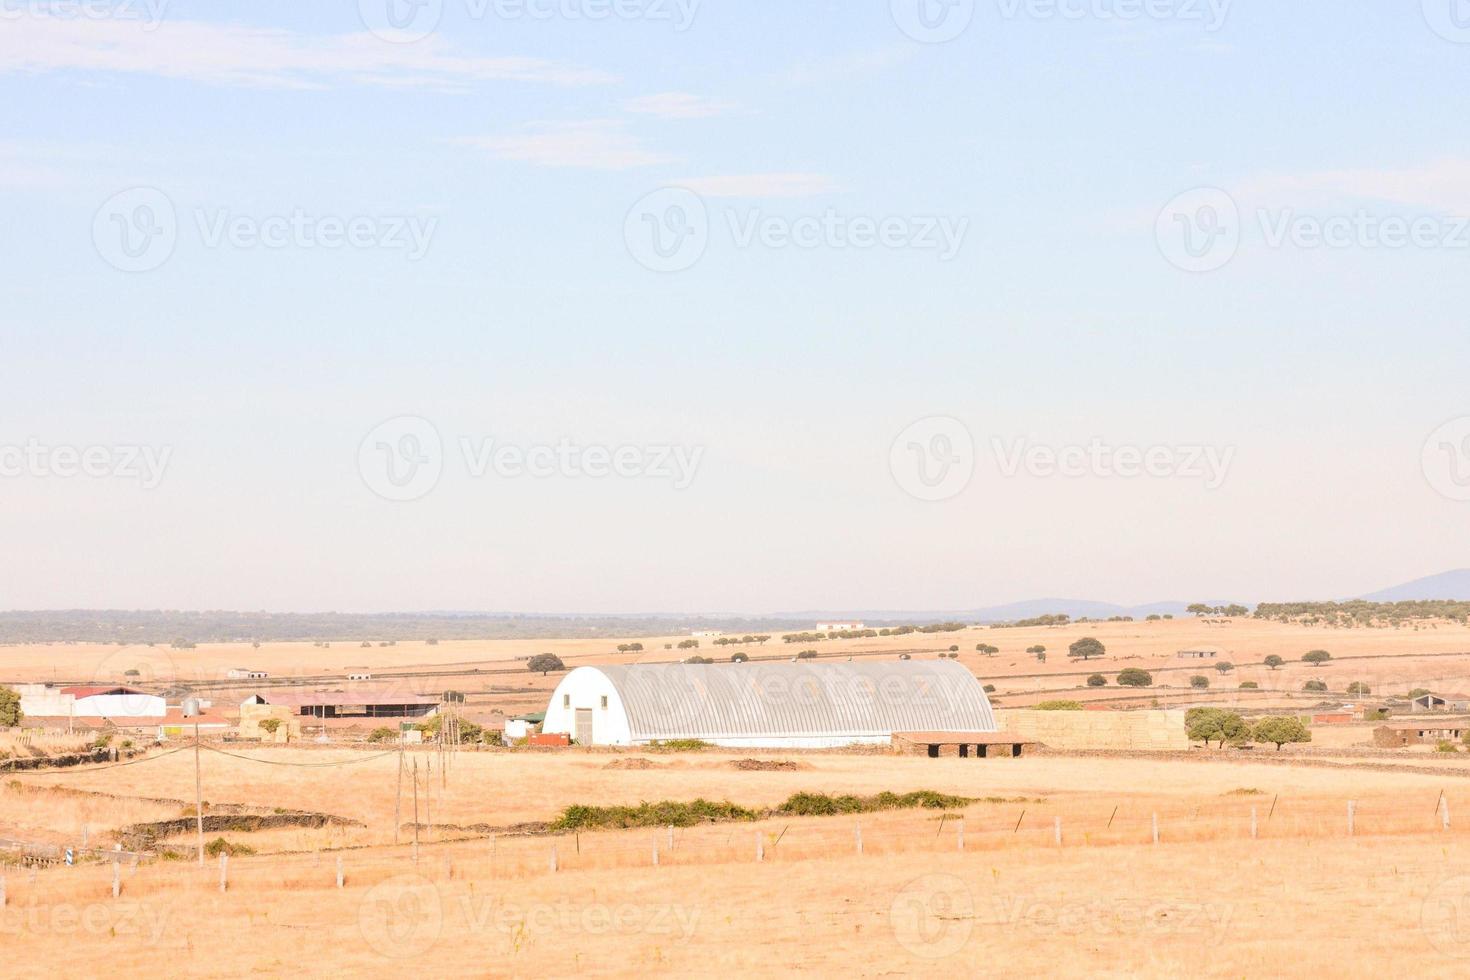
[1410,692,1470,713]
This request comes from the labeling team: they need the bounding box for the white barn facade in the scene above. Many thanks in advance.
[543,660,996,748]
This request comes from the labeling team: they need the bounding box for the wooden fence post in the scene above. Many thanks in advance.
[219,853,228,893]
[1250,806,1258,840]
[1151,813,1159,845]
[112,861,120,899]
[336,856,344,889]
[855,820,863,855]
[1054,816,1062,846]
[1347,800,1356,837]
[957,817,965,852]
[756,832,764,863]
[549,844,558,873]
[667,825,674,851]
[1443,797,1452,832]
[651,836,659,867]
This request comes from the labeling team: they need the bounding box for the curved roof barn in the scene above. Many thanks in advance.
[542,660,995,748]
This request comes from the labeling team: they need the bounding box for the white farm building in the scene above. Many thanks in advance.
[542,660,996,748]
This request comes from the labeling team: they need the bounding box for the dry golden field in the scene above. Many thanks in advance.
[7,616,1470,720]
[8,619,1470,975]
[5,750,1470,977]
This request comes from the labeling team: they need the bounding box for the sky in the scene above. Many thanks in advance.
[2,0,1470,614]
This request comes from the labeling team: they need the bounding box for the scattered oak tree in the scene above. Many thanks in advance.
[1263,655,1284,670]
[1117,668,1153,688]
[527,653,565,676]
[1302,650,1333,666]
[1252,716,1312,751]
[1068,637,1106,661]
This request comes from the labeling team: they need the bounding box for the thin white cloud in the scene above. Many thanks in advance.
[1238,159,1470,214]
[676,173,840,198]
[460,120,677,170]
[0,16,614,89]
[622,92,737,120]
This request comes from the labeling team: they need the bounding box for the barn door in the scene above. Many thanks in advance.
[575,708,594,744]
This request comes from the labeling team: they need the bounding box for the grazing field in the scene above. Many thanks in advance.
[4,750,1470,976]
[8,616,1470,721]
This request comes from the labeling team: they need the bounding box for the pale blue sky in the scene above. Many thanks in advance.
[3,1,1469,613]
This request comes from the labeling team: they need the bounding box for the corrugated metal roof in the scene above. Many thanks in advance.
[595,660,995,741]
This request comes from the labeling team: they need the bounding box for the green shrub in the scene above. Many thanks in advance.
[204,838,256,857]
[1087,674,1107,687]
[1035,700,1083,711]
[551,799,759,831]
[1239,681,1259,689]
[646,739,710,752]
[1302,680,1328,693]
[1437,740,1460,754]
[366,727,397,743]
[1117,668,1153,688]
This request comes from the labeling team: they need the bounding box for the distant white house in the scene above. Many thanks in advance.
[818,621,865,632]
[346,670,372,682]
[690,630,723,639]
[227,668,269,680]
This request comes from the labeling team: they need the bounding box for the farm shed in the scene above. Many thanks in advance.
[542,661,996,748]
[246,688,440,719]
[892,732,1037,758]
[1410,692,1470,712]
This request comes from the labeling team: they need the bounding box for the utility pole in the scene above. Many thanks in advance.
[395,731,404,846]
[412,757,420,864]
[194,723,204,867]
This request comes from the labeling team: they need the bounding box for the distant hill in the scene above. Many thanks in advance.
[1357,569,1470,603]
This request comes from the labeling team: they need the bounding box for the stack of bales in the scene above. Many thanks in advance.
[238,703,302,743]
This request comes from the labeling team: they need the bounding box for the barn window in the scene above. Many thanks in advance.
[563,695,570,708]
[600,696,608,709]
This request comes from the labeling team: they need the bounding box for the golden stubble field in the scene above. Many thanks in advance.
[6,750,1470,977]
[7,616,1470,717]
